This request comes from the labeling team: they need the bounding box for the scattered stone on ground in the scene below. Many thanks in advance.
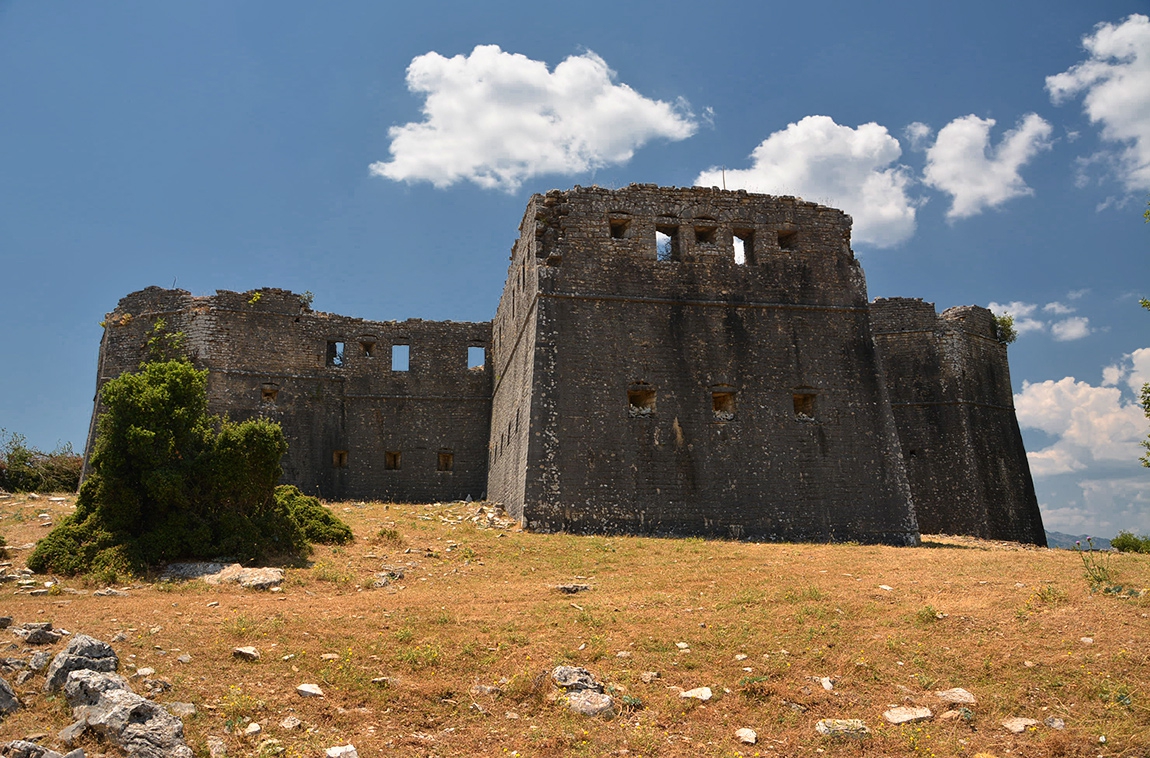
[44,635,119,693]
[639,671,659,684]
[0,676,18,715]
[736,727,757,744]
[93,588,129,597]
[232,646,260,662]
[564,689,615,717]
[64,668,193,757]
[553,584,590,594]
[206,735,228,758]
[160,562,284,590]
[469,684,500,698]
[12,623,62,646]
[297,683,324,697]
[1002,716,1040,733]
[168,702,196,717]
[325,746,358,758]
[816,719,871,738]
[551,666,602,692]
[884,706,932,724]
[280,716,302,730]
[820,676,834,691]
[934,687,977,705]
[243,722,262,738]
[1045,716,1066,729]
[680,686,713,701]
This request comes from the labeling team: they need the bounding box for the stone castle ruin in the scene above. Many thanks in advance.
[85,185,1046,546]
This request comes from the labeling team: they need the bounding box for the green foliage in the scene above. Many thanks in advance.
[275,485,353,544]
[994,313,1018,345]
[0,429,82,493]
[1112,531,1150,554]
[26,358,339,576]
[144,318,187,364]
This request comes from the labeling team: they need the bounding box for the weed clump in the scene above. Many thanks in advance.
[27,353,351,576]
[275,485,353,545]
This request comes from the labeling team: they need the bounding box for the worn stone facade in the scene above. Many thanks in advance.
[85,184,1045,545]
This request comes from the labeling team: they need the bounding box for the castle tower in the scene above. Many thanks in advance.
[870,298,1046,545]
[488,185,920,544]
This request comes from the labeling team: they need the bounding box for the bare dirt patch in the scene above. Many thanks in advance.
[1,492,1147,757]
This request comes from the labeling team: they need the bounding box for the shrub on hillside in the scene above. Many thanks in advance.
[1111,531,1150,554]
[0,429,82,493]
[27,358,350,576]
[275,485,353,545]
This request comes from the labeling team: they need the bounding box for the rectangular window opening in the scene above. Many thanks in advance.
[392,344,410,372]
[793,393,816,420]
[468,346,486,370]
[385,451,401,470]
[655,225,679,262]
[609,218,631,239]
[332,450,348,468]
[261,383,279,403]
[694,226,716,244]
[778,229,798,251]
[733,229,753,265]
[437,450,454,472]
[360,341,375,357]
[326,341,345,367]
[712,391,736,421]
[628,388,657,417]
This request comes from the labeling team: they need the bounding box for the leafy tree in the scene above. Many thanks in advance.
[994,314,1018,345]
[28,350,351,576]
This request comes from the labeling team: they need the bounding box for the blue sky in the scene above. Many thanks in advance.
[1,1,1147,536]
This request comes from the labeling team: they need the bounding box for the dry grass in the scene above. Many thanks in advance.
[1,492,1148,757]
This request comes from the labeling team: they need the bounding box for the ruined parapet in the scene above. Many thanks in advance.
[870,298,1045,545]
[85,287,492,503]
[490,185,918,544]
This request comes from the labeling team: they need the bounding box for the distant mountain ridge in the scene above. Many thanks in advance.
[1045,531,1112,550]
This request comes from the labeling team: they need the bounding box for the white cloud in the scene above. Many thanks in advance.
[1043,301,1075,315]
[1102,346,1150,394]
[1047,14,1150,192]
[1015,376,1147,476]
[986,301,1045,335]
[1051,316,1092,341]
[904,122,933,151]
[922,114,1054,219]
[695,116,918,248]
[370,45,698,191]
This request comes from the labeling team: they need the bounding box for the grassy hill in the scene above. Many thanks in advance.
[1,493,1147,757]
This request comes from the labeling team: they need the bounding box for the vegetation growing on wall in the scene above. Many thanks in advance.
[28,344,351,577]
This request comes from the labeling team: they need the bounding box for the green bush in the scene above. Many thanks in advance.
[27,358,349,576]
[275,485,353,545]
[0,429,82,493]
[1112,531,1150,554]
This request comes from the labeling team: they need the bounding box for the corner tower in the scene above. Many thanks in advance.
[488,185,919,544]
[870,298,1045,545]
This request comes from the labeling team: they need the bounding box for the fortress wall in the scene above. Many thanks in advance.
[87,287,491,503]
[870,298,1045,545]
[507,186,918,544]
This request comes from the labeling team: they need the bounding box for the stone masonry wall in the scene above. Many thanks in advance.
[86,287,491,503]
[870,298,1046,545]
[488,186,920,544]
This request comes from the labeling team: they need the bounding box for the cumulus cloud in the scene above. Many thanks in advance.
[1043,301,1075,315]
[987,298,1095,340]
[1015,376,1147,477]
[904,122,933,151]
[1050,316,1093,341]
[694,116,918,248]
[986,301,1046,335]
[1047,14,1150,192]
[370,45,698,191]
[922,114,1054,219]
[1103,347,1150,394]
